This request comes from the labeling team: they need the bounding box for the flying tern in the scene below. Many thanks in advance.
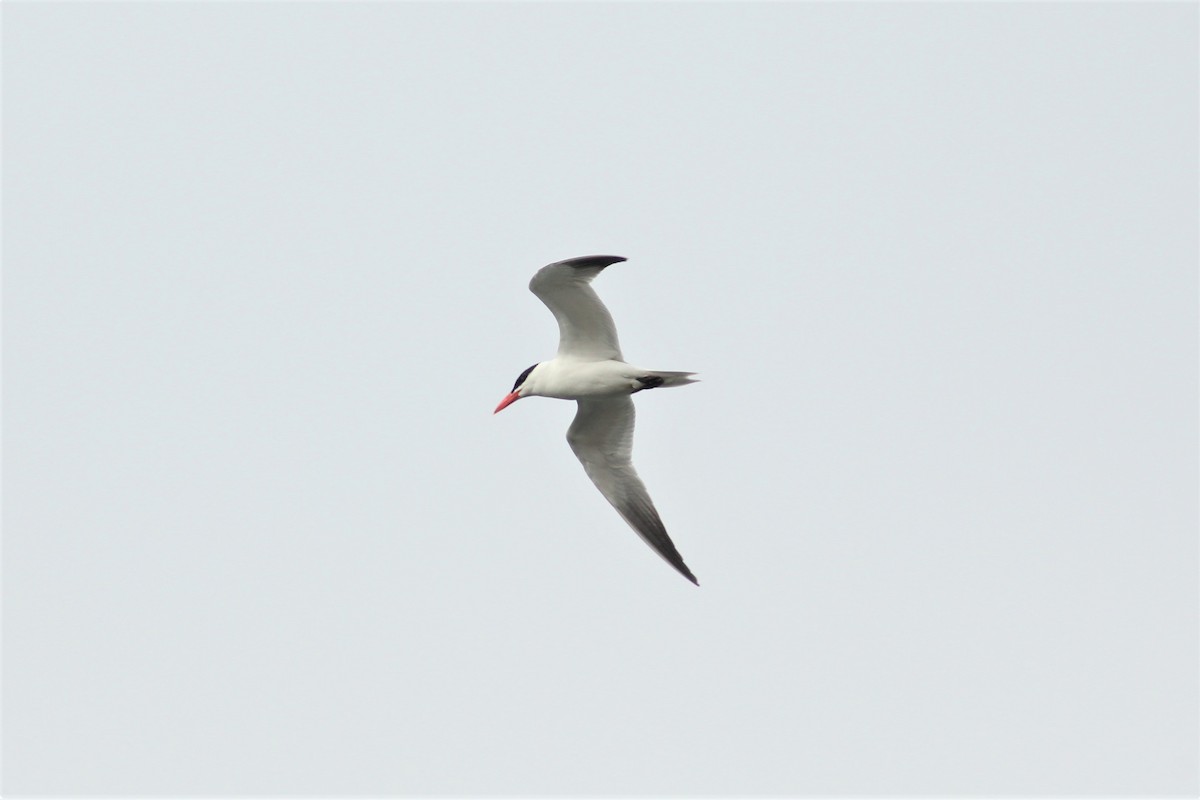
[494,255,699,585]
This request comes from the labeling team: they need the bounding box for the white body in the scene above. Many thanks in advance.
[521,358,671,399]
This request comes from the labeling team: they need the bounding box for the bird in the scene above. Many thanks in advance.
[494,255,700,585]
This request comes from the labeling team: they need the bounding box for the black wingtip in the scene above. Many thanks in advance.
[555,255,627,270]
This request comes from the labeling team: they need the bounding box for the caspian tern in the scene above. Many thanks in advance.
[494,255,700,585]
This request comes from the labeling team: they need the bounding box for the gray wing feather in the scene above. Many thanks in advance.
[529,255,626,360]
[566,397,698,585]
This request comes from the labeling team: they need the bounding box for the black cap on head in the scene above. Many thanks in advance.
[512,363,538,392]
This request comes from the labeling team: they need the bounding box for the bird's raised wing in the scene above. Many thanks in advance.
[529,255,626,360]
[566,396,698,585]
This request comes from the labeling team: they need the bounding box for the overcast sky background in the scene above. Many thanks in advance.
[4,2,1197,796]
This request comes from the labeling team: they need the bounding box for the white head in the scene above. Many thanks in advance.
[493,363,539,413]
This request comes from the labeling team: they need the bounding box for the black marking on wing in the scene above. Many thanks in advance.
[612,495,699,586]
[554,255,627,271]
[633,375,665,392]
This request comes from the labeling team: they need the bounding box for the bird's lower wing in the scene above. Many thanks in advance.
[566,397,698,585]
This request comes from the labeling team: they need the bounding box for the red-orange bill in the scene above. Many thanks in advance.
[494,391,521,414]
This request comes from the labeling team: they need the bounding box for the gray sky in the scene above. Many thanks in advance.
[4,2,1197,796]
